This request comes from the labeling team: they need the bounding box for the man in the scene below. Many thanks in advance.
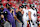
[0,4,12,27]
[0,4,5,27]
[0,11,4,27]
[3,3,12,27]
[22,5,29,27]
[28,4,37,27]
[16,6,23,27]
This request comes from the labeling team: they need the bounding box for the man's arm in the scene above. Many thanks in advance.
[1,14,5,24]
[4,11,8,21]
[13,11,21,23]
[28,11,31,20]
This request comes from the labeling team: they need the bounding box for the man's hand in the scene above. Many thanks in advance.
[1,15,4,18]
[28,11,31,20]
[17,20,21,23]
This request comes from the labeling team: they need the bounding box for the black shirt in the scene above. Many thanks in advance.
[16,11,23,22]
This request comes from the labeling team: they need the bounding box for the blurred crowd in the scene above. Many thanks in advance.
[0,0,40,9]
[0,0,40,27]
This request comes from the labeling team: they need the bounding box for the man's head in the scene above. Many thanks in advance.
[0,3,4,10]
[19,6,23,12]
[30,4,35,10]
[30,4,35,8]
[22,3,27,9]
[6,3,11,11]
[6,3,10,8]
[1,5,4,10]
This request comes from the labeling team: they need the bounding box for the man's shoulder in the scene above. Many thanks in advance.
[23,9,25,11]
[28,9,32,11]
[3,8,8,12]
[17,11,20,14]
[4,8,7,10]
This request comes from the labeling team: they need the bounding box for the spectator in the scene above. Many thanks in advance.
[16,6,23,27]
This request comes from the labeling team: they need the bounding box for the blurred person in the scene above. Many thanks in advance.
[28,4,37,27]
[22,4,29,27]
[0,11,4,27]
[0,4,12,27]
[10,7,19,27]
[16,6,23,27]
[33,0,39,8]
[0,4,5,27]
[2,0,7,8]
[28,0,33,4]
[9,8,16,27]
[3,3,13,27]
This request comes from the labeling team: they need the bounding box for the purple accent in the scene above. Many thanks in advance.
[3,8,16,27]
[33,13,37,17]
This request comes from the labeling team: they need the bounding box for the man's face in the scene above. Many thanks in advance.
[7,6,10,8]
[33,7,35,8]
[20,8,23,11]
